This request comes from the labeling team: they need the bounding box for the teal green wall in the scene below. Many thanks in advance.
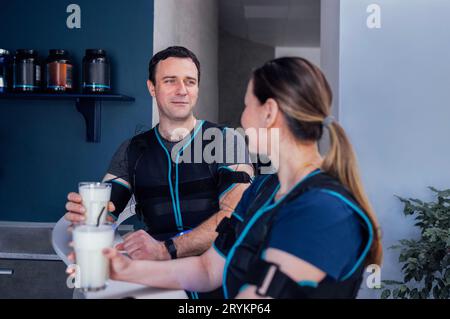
[0,0,154,222]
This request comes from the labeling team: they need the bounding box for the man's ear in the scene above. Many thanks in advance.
[263,98,280,128]
[147,80,156,97]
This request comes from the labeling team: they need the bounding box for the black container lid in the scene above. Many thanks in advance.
[49,49,68,56]
[85,49,106,56]
[16,49,38,56]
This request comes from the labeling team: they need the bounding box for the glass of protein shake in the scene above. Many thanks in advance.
[78,182,112,226]
[73,223,115,291]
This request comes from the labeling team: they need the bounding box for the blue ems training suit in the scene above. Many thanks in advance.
[213,169,373,299]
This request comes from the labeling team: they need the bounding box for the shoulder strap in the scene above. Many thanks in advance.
[284,172,358,206]
[273,172,369,232]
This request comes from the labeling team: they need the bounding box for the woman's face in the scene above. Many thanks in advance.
[240,79,271,155]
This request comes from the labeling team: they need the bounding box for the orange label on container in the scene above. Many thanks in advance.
[46,62,73,89]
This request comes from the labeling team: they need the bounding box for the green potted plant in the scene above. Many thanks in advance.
[381,187,450,299]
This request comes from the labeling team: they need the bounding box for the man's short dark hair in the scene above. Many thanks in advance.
[148,46,201,84]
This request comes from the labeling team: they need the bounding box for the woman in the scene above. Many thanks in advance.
[97,57,383,298]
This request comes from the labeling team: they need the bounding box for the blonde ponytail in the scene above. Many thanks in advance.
[322,122,383,266]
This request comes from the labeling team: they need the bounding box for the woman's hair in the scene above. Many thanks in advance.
[252,57,383,266]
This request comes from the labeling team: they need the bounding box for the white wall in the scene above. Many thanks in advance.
[152,0,219,126]
[322,0,450,298]
[320,0,340,119]
[275,46,321,67]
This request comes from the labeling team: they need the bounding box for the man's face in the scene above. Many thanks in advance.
[147,57,199,122]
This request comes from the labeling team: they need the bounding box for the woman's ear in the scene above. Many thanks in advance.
[262,98,280,128]
[147,80,156,97]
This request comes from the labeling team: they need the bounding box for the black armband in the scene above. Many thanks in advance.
[219,170,252,185]
[108,180,132,217]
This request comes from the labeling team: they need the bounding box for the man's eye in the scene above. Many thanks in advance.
[165,79,175,83]
[187,81,197,86]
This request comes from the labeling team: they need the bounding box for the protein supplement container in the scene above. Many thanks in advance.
[0,49,11,93]
[82,49,110,94]
[13,49,41,92]
[45,49,73,92]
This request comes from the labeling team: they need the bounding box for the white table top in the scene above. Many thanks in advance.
[51,217,187,299]
[81,280,188,299]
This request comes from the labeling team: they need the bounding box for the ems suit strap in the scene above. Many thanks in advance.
[218,170,252,184]
[107,181,132,218]
[214,217,239,254]
[217,168,253,198]
[216,216,232,233]
[244,259,316,299]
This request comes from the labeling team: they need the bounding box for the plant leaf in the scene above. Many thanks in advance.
[393,288,400,299]
[381,290,391,299]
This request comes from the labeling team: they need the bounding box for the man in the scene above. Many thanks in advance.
[64,47,253,297]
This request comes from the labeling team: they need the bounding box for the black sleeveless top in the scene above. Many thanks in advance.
[117,120,251,239]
